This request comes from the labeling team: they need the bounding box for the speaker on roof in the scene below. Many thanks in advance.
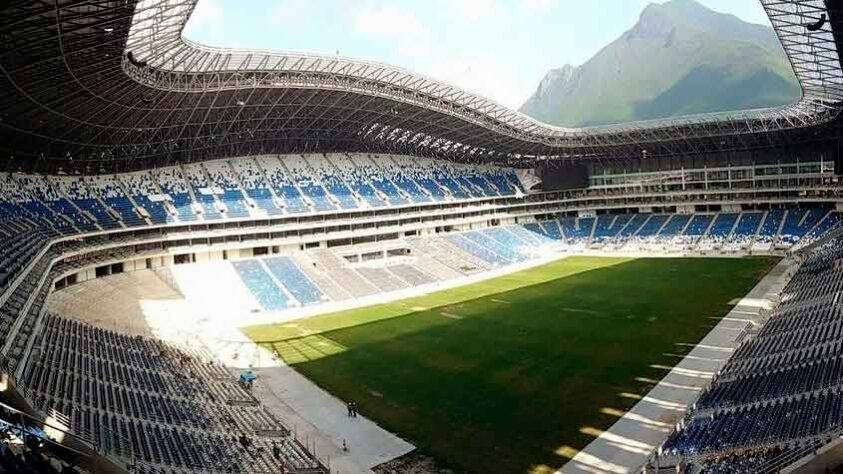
[805,13,827,31]
[126,51,147,68]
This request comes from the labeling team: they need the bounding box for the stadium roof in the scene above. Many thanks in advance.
[1,0,842,172]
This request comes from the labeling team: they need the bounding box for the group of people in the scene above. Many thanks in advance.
[341,401,359,454]
[345,401,359,418]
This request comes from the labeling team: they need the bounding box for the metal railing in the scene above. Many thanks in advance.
[16,382,136,469]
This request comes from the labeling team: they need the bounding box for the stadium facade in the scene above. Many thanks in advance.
[0,1,842,473]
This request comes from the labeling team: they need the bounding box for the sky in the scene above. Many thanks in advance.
[184,0,772,109]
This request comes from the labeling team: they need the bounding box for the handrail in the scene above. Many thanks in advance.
[758,439,825,474]
[0,397,94,458]
[14,382,136,468]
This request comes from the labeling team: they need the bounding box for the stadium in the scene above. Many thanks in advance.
[0,0,842,473]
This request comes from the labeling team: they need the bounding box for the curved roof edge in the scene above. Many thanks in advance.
[125,0,843,150]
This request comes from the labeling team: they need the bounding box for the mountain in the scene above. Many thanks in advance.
[519,0,800,128]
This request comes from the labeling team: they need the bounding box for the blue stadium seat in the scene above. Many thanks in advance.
[262,257,326,306]
[232,260,291,311]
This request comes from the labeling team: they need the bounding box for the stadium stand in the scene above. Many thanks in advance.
[0,160,837,473]
[232,260,293,311]
[352,155,409,207]
[262,256,327,306]
[284,156,337,212]
[525,210,842,253]
[308,156,359,210]
[658,234,843,472]
[559,217,595,247]
[310,250,381,298]
[3,1,843,471]
[408,237,491,275]
[157,167,198,223]
[755,208,786,250]
[801,212,843,248]
[87,175,147,227]
[203,161,252,219]
[540,220,565,242]
[120,171,171,225]
[394,156,446,201]
[592,214,633,245]
[326,155,387,208]
[256,156,311,214]
[183,164,224,220]
[52,176,122,231]
[725,212,765,251]
[290,255,355,302]
[697,213,738,250]
[636,215,670,240]
[0,154,531,236]
[615,214,651,246]
[8,197,832,471]
[658,214,692,240]
[380,157,432,204]
[23,314,325,473]
[446,234,508,267]
[682,214,714,240]
[356,267,410,293]
[778,207,827,246]
[388,264,437,287]
[228,158,284,217]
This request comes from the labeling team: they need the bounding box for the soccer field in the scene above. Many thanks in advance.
[244,256,777,474]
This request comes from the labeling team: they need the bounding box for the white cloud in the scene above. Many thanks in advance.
[182,0,539,108]
[352,5,433,56]
[427,58,534,109]
[183,0,224,38]
[447,0,506,24]
[350,2,537,106]
[270,0,313,26]
[522,0,555,14]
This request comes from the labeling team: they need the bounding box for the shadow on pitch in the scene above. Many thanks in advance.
[249,257,772,473]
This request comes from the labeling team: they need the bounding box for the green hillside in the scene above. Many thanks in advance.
[519,0,800,127]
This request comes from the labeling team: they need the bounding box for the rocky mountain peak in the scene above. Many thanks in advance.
[518,0,798,127]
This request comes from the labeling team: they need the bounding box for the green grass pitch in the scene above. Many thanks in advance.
[245,256,777,474]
